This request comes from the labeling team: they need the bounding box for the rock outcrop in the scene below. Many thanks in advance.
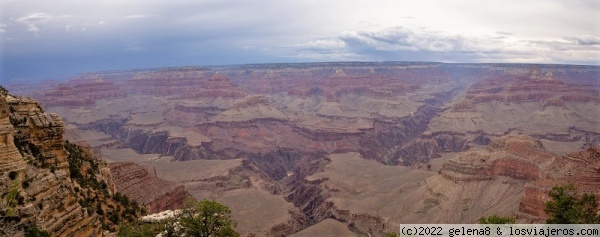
[438,135,545,182]
[125,67,211,96]
[0,90,141,236]
[108,162,191,213]
[42,75,126,107]
[435,135,600,222]
[429,67,600,146]
[465,71,599,104]
[282,136,600,236]
[518,146,600,221]
[0,93,25,174]
[185,73,246,99]
[0,92,104,236]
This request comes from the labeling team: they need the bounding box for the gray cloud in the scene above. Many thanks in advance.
[567,35,600,46]
[496,31,514,36]
[294,27,485,60]
[1,0,598,83]
[123,15,157,19]
[291,26,600,64]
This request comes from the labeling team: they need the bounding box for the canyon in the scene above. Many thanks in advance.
[5,62,600,236]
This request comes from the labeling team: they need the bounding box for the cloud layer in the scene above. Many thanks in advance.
[1,0,598,82]
[290,26,599,64]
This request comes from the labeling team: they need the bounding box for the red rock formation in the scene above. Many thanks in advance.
[518,144,600,218]
[564,149,600,200]
[146,185,190,213]
[490,158,541,180]
[11,63,598,234]
[521,157,600,220]
[233,95,269,108]
[284,65,450,102]
[184,73,246,99]
[519,183,554,220]
[465,69,600,104]
[108,162,191,213]
[41,76,126,107]
[436,135,600,221]
[125,67,211,95]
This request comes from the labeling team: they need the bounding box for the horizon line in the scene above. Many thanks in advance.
[4,60,599,84]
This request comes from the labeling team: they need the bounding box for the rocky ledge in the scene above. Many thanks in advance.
[436,135,600,221]
[0,90,150,236]
[109,162,191,213]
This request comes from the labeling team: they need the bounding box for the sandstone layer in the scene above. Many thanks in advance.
[0,89,143,236]
[6,62,599,236]
[108,161,191,213]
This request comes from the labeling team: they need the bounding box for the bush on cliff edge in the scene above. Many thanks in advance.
[545,184,600,224]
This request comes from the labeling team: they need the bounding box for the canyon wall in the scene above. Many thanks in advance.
[109,162,191,213]
[7,63,598,236]
[1,91,108,236]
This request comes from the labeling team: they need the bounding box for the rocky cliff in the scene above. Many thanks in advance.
[431,68,600,135]
[0,88,141,236]
[438,135,545,182]
[518,146,600,221]
[434,135,600,222]
[108,162,191,213]
[465,69,600,104]
[42,75,126,107]
[276,135,600,236]
[125,67,211,96]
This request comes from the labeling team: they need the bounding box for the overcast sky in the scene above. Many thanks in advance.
[1,0,598,83]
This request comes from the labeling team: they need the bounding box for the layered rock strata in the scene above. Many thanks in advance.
[6,62,599,235]
[108,162,191,213]
[42,76,126,107]
[0,92,102,236]
[0,90,148,236]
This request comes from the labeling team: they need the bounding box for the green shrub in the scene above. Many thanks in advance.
[545,184,600,224]
[479,214,516,224]
[179,198,239,237]
[117,222,156,237]
[118,199,239,237]
[24,224,50,237]
[8,171,18,180]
